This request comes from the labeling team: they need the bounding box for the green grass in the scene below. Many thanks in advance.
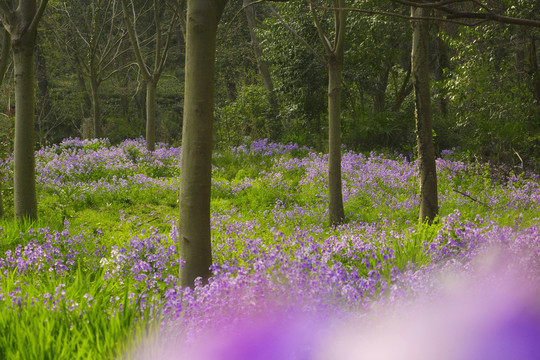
[0,143,537,358]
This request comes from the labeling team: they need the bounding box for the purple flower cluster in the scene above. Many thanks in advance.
[2,138,540,358]
[0,221,103,277]
[231,138,308,157]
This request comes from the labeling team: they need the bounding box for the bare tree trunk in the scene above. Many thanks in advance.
[529,36,540,118]
[3,0,47,220]
[391,66,413,112]
[308,0,346,226]
[0,28,10,219]
[435,25,449,116]
[146,79,157,151]
[243,0,280,139]
[36,37,50,145]
[373,61,391,113]
[179,0,228,288]
[328,54,345,225]
[13,36,38,220]
[411,6,438,223]
[90,77,102,138]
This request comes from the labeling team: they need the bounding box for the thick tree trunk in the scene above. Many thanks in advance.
[411,7,438,223]
[328,56,345,226]
[90,78,102,138]
[146,79,157,151]
[13,46,38,220]
[179,0,227,288]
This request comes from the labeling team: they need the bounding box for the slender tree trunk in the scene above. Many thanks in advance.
[146,79,157,151]
[36,38,50,145]
[179,0,228,288]
[411,6,438,223]
[243,0,280,139]
[529,36,540,118]
[0,185,3,218]
[373,61,390,113]
[76,74,92,114]
[90,78,102,138]
[0,28,10,219]
[13,46,38,220]
[391,66,413,112]
[435,26,449,116]
[328,55,345,226]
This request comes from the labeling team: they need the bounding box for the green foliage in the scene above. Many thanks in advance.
[217,85,274,145]
[343,109,415,154]
[443,25,539,166]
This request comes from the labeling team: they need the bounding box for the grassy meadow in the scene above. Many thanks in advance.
[0,138,539,359]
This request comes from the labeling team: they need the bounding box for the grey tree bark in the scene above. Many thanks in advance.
[90,77,102,138]
[0,0,48,220]
[179,0,228,288]
[120,0,177,151]
[179,0,289,287]
[529,36,540,119]
[0,28,9,218]
[411,6,438,223]
[54,0,125,139]
[243,0,280,139]
[309,0,346,226]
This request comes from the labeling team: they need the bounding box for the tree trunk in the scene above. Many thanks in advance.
[146,79,157,151]
[373,61,391,113]
[391,66,413,112]
[328,55,345,226]
[179,0,228,288]
[36,38,50,145]
[411,6,438,223]
[90,78,102,138]
[0,185,3,218]
[435,27,449,116]
[529,36,540,118]
[0,28,9,219]
[243,0,280,139]
[13,46,38,220]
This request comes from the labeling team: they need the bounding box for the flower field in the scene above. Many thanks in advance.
[0,138,539,359]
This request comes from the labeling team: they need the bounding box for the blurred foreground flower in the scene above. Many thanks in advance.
[131,246,540,360]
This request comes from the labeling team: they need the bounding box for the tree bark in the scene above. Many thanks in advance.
[90,77,102,138]
[308,0,346,226]
[179,0,228,288]
[243,0,280,139]
[435,25,449,116]
[0,28,10,219]
[411,6,438,223]
[146,79,157,151]
[328,54,345,225]
[13,30,38,220]
[35,37,50,145]
[2,0,47,220]
[0,184,3,218]
[529,36,540,119]
[373,61,391,113]
[391,65,413,112]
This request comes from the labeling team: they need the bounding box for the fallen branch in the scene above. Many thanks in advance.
[452,188,491,208]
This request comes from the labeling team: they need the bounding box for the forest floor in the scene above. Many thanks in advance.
[0,138,539,359]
